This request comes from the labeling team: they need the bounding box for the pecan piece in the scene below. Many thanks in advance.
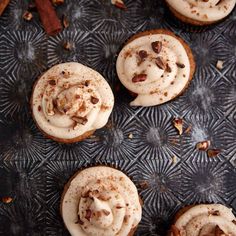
[102,209,110,216]
[216,60,224,70]
[91,96,99,104]
[1,197,13,204]
[173,118,183,135]
[132,74,147,83]
[151,41,162,54]
[48,79,56,86]
[176,62,185,68]
[155,57,165,70]
[85,209,92,221]
[23,11,33,21]
[72,116,88,125]
[63,42,73,51]
[196,140,210,151]
[62,15,69,28]
[52,0,64,5]
[215,225,224,236]
[207,149,221,157]
[111,0,127,10]
[76,215,84,225]
[166,63,172,73]
[137,50,148,65]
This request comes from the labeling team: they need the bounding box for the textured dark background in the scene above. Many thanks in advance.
[0,0,236,235]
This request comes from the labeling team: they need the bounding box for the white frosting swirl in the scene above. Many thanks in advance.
[61,166,142,236]
[116,31,193,106]
[171,204,236,236]
[31,63,114,140]
[166,0,236,22]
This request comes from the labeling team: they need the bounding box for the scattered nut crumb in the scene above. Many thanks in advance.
[207,149,221,157]
[172,156,177,164]
[23,11,33,21]
[52,0,64,5]
[62,15,69,28]
[111,0,127,10]
[128,133,133,139]
[63,42,73,51]
[1,197,13,203]
[216,60,224,70]
[196,140,210,151]
[173,118,183,135]
[185,126,192,134]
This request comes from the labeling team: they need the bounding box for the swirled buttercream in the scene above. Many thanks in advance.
[31,62,114,141]
[116,30,195,106]
[61,166,142,236]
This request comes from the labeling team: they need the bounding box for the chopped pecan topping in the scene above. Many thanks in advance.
[151,41,162,54]
[72,116,88,125]
[132,74,147,83]
[98,195,111,201]
[75,94,80,99]
[137,50,148,65]
[85,209,92,221]
[209,210,220,216]
[23,11,33,21]
[171,225,181,236]
[176,62,185,68]
[91,96,99,104]
[216,60,224,70]
[196,140,210,151]
[207,149,221,157]
[48,79,56,86]
[76,215,84,225]
[116,205,124,209]
[215,225,225,236]
[155,57,165,70]
[173,118,183,135]
[62,15,69,28]
[166,63,172,73]
[38,105,41,112]
[102,209,110,216]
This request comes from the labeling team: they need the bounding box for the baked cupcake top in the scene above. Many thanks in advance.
[171,204,236,236]
[116,30,195,107]
[61,166,142,236]
[166,0,236,23]
[31,62,114,141]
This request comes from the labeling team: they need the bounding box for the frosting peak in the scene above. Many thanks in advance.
[31,63,114,140]
[61,166,142,236]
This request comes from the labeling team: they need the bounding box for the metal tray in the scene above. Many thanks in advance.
[0,0,235,235]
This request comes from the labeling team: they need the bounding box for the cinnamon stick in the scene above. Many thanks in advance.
[0,0,10,16]
[35,0,62,36]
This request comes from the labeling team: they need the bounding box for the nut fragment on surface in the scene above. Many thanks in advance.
[23,11,33,21]
[132,74,147,83]
[216,60,224,70]
[52,0,64,5]
[111,0,127,10]
[85,209,92,221]
[63,42,73,51]
[196,140,210,151]
[137,50,148,65]
[176,62,185,68]
[207,149,221,157]
[151,41,162,54]
[173,118,183,135]
[62,15,69,28]
[1,197,13,203]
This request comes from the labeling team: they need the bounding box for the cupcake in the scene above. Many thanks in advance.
[31,62,114,143]
[169,204,236,236]
[116,29,195,107]
[166,0,236,26]
[60,166,142,236]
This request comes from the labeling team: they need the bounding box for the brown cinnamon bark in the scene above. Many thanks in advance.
[0,0,10,16]
[35,0,62,36]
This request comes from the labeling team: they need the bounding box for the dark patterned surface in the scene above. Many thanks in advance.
[0,0,236,235]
